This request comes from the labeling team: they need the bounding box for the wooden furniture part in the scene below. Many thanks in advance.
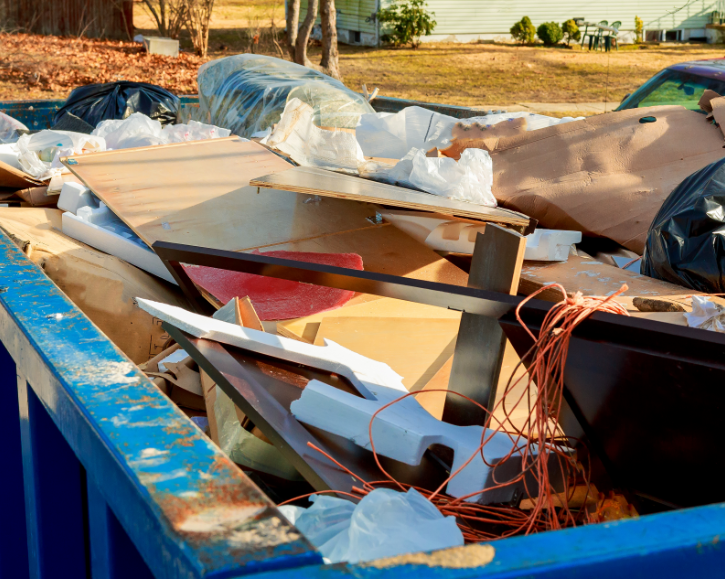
[313,316,459,393]
[445,225,526,426]
[249,165,533,231]
[61,137,386,252]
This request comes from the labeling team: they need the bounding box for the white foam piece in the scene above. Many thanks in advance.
[62,207,175,284]
[58,182,94,214]
[524,230,582,262]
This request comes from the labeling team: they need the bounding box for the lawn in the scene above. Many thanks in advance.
[3,6,725,112]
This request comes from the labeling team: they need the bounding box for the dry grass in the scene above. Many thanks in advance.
[4,8,725,109]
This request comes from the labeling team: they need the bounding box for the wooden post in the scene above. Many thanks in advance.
[443,225,526,426]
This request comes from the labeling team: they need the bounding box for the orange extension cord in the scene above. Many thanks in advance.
[281,283,630,541]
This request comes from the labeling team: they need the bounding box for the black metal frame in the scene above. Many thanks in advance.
[154,240,725,508]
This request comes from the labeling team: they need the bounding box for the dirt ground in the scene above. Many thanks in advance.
[3,9,725,110]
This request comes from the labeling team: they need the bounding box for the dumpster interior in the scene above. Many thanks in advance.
[3,54,725,564]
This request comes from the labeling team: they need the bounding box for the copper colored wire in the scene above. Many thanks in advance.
[281,284,630,541]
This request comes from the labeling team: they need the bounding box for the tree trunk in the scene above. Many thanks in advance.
[319,0,340,79]
[295,0,318,67]
[286,0,300,61]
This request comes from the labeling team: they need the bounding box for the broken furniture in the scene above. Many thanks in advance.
[151,240,725,509]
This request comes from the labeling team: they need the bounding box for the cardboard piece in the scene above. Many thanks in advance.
[0,160,44,190]
[490,106,725,254]
[710,97,725,139]
[441,117,528,158]
[0,208,189,364]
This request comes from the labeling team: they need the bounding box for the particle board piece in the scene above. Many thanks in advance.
[519,255,701,310]
[414,356,453,420]
[278,294,461,343]
[236,296,264,331]
[250,165,533,230]
[313,316,460,393]
[260,223,469,287]
[61,137,383,252]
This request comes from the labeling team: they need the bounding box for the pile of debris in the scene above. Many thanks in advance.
[2,54,725,564]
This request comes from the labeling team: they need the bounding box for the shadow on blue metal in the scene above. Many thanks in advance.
[0,229,321,578]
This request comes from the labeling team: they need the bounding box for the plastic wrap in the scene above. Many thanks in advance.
[356,108,584,159]
[92,112,231,150]
[197,54,374,137]
[0,111,28,143]
[15,130,106,180]
[643,157,725,293]
[360,147,496,206]
[53,81,179,127]
[278,488,463,564]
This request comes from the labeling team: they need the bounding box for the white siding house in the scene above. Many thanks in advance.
[295,0,721,46]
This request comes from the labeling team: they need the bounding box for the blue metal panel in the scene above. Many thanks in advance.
[0,343,29,579]
[0,229,321,579]
[0,100,65,130]
[87,475,155,579]
[16,377,89,579]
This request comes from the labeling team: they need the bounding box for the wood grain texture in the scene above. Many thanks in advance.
[278,294,461,343]
[314,316,460,392]
[63,138,382,251]
[520,254,698,309]
[260,223,470,286]
[250,165,532,229]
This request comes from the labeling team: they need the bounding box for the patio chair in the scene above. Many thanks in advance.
[592,20,608,50]
[603,21,621,51]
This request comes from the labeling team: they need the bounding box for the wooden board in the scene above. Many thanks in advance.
[260,223,470,287]
[250,165,533,230]
[519,254,700,310]
[314,316,459,393]
[278,294,461,343]
[62,137,384,251]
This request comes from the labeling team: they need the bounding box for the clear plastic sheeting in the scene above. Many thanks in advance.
[685,296,725,332]
[361,147,496,206]
[357,108,584,159]
[278,488,463,564]
[15,130,106,180]
[92,112,232,150]
[262,98,365,172]
[0,111,28,144]
[197,54,374,138]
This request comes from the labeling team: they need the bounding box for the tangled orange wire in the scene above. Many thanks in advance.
[281,283,630,541]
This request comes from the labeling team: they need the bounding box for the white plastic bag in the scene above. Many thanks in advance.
[15,130,106,179]
[263,98,365,172]
[279,488,463,564]
[362,147,496,206]
[685,296,725,332]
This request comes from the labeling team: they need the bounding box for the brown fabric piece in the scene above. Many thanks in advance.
[699,89,722,113]
[490,106,725,254]
[0,208,189,364]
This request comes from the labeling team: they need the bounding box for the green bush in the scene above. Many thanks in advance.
[378,0,437,49]
[510,16,536,44]
[562,19,580,45]
[635,15,644,43]
[537,21,564,46]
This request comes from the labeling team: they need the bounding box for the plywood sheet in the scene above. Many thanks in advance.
[250,165,532,229]
[278,294,462,343]
[261,223,469,287]
[520,255,698,310]
[314,316,459,393]
[62,137,382,251]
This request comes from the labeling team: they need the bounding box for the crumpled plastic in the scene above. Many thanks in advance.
[92,112,231,150]
[53,81,179,127]
[197,54,374,138]
[278,488,463,564]
[15,130,107,180]
[262,98,365,172]
[0,111,28,144]
[685,296,725,332]
[360,147,496,206]
[356,107,584,160]
[643,156,725,292]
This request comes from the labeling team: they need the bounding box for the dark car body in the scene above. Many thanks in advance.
[617,59,725,111]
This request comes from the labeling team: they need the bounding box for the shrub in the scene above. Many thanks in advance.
[562,19,580,45]
[635,15,644,43]
[537,21,564,46]
[378,0,437,49]
[510,16,535,44]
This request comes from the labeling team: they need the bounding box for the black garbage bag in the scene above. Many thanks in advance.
[642,156,725,292]
[53,81,179,128]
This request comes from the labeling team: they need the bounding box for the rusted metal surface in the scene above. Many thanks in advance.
[0,228,321,577]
